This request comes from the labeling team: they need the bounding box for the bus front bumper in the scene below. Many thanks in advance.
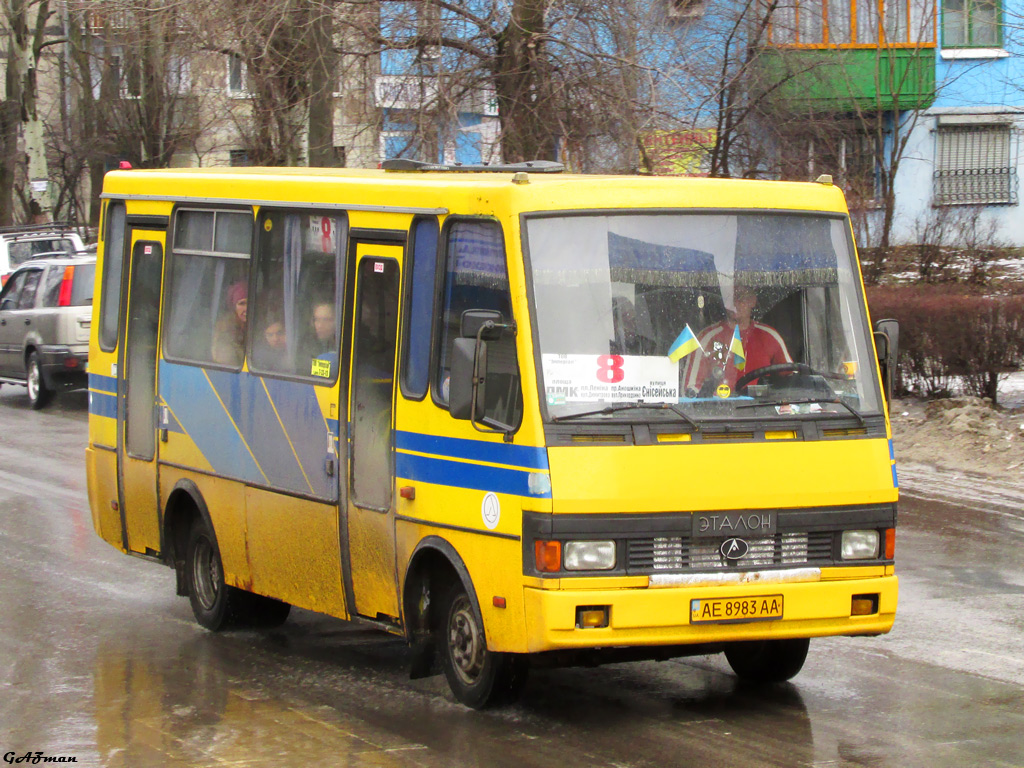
[522,573,897,653]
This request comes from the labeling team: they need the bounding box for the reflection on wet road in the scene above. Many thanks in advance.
[1,388,1022,767]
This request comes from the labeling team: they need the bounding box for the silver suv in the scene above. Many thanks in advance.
[0,254,95,408]
[0,226,87,287]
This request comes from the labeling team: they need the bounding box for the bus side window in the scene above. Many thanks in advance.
[164,209,252,368]
[434,219,522,429]
[249,211,346,381]
[400,216,439,400]
[98,202,127,351]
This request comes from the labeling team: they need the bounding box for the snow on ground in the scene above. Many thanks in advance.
[892,371,1024,512]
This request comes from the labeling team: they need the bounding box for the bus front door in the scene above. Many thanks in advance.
[117,236,164,555]
[345,244,402,621]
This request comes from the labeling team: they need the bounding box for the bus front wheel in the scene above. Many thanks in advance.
[438,582,528,709]
[724,638,810,683]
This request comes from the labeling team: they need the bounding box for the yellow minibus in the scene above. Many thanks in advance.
[87,162,898,708]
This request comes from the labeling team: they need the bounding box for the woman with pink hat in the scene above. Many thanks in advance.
[212,281,248,366]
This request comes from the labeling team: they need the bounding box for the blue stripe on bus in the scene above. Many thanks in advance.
[209,369,318,496]
[158,363,338,500]
[395,451,550,498]
[258,376,336,498]
[89,372,117,394]
[89,390,117,419]
[889,439,898,488]
[159,363,266,483]
[395,431,548,471]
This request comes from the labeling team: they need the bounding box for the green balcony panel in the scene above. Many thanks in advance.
[756,48,937,112]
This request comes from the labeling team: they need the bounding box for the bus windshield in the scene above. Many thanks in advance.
[526,212,881,423]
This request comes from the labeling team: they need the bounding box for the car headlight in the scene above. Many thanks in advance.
[841,530,880,560]
[563,540,616,571]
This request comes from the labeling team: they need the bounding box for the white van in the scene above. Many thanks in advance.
[0,226,86,286]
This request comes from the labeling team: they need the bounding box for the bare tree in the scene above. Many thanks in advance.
[1,0,59,224]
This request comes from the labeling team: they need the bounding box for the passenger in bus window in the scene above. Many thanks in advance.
[253,313,287,369]
[683,285,790,395]
[211,281,248,366]
[304,300,337,359]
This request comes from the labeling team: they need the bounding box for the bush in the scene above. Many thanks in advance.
[867,286,1024,404]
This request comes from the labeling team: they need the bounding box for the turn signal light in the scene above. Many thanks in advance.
[576,606,609,629]
[534,540,561,572]
[851,594,879,616]
[884,528,896,559]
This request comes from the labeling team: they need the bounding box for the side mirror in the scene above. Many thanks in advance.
[449,337,486,420]
[873,318,899,403]
[461,309,504,340]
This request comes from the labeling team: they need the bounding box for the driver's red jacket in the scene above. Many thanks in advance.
[683,321,791,393]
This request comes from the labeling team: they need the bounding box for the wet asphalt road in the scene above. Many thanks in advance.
[0,385,1022,768]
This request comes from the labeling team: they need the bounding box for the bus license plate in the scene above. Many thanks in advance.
[690,595,784,624]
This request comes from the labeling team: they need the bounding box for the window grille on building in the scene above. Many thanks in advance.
[776,123,880,204]
[934,124,1016,205]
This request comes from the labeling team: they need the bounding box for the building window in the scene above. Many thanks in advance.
[227,54,248,96]
[668,0,705,19]
[942,0,999,47]
[771,0,936,46]
[167,55,192,95]
[934,123,1016,205]
[111,53,142,99]
[229,149,252,167]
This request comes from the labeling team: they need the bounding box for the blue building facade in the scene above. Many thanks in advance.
[892,0,1024,245]
[373,0,1024,249]
[376,1,500,165]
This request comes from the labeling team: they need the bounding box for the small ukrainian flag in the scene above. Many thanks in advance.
[730,325,746,370]
[668,324,702,363]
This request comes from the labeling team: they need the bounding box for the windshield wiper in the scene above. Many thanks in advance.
[552,402,701,431]
[736,397,865,426]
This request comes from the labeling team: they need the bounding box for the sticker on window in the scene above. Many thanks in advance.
[374,261,384,273]
[542,354,678,404]
[310,358,332,378]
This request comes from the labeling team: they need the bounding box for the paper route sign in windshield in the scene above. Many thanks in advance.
[543,354,679,405]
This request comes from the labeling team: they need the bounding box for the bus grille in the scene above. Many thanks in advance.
[628,531,834,572]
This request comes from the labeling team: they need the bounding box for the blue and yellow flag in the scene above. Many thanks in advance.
[668,324,702,363]
[730,325,745,370]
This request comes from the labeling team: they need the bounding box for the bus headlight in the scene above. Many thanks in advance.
[841,530,880,560]
[563,541,616,571]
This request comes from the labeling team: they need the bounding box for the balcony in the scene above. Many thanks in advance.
[755,0,938,112]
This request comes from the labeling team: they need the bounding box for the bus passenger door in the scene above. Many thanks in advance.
[345,244,402,620]
[118,236,164,554]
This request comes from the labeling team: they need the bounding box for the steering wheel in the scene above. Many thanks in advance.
[734,362,811,391]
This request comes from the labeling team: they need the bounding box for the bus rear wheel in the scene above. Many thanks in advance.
[724,638,810,683]
[186,518,246,631]
[438,582,528,709]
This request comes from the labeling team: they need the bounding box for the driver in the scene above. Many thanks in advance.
[683,285,791,395]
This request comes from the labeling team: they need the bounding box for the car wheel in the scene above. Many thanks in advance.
[26,351,52,410]
[438,581,528,708]
[724,638,810,683]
